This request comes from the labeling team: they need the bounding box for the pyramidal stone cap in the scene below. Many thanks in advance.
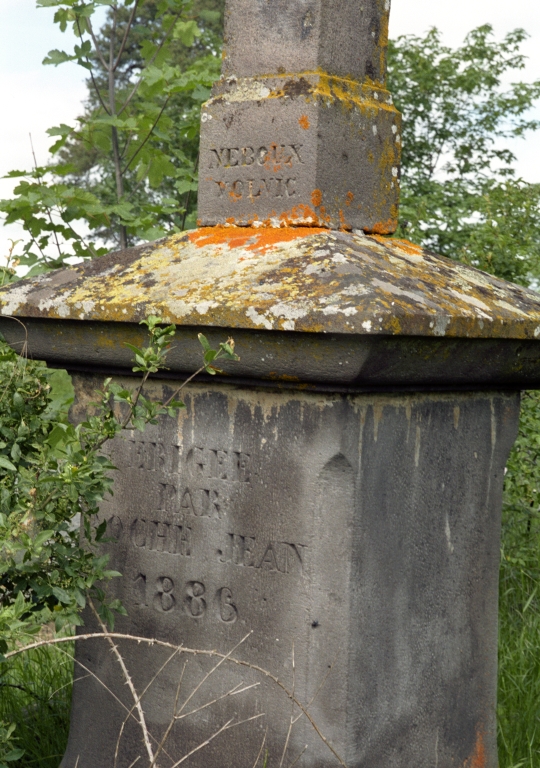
[3,228,540,390]
[197,0,401,233]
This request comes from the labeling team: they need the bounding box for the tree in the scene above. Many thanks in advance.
[0,0,222,274]
[388,25,540,285]
[54,0,224,247]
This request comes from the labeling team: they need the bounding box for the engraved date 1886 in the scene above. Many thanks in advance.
[133,573,237,623]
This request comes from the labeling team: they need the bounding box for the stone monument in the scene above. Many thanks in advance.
[2,2,540,767]
[197,0,400,232]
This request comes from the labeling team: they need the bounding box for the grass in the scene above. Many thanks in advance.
[498,392,540,768]
[1,395,540,768]
[0,640,73,768]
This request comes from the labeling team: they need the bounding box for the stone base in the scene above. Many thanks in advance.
[61,376,518,768]
[198,75,401,232]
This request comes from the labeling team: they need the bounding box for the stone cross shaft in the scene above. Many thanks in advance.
[198,0,401,232]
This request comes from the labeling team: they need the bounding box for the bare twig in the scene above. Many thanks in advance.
[291,650,340,728]
[54,644,133,721]
[114,646,184,768]
[75,16,111,115]
[88,599,155,765]
[149,662,187,768]
[175,631,253,718]
[175,681,260,721]
[163,364,207,408]
[85,14,109,71]
[252,728,268,768]
[7,632,348,768]
[29,134,63,260]
[122,95,171,174]
[279,642,296,768]
[55,643,174,764]
[169,714,265,768]
[113,0,141,71]
[288,745,308,768]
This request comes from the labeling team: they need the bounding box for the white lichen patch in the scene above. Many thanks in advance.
[269,302,307,321]
[321,305,358,317]
[246,306,273,330]
[222,79,271,103]
[74,299,96,314]
[0,283,32,315]
[433,315,450,336]
[448,289,491,315]
[195,301,219,315]
[37,295,73,318]
[341,284,371,297]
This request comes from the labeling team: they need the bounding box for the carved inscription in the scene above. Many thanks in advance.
[208,143,303,201]
[133,574,237,622]
[130,519,191,556]
[208,144,304,170]
[214,177,297,201]
[113,440,251,482]
[186,447,251,482]
[156,448,251,518]
[158,485,223,518]
[219,534,306,575]
[117,439,182,474]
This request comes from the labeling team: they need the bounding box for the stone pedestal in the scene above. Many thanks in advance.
[62,379,518,768]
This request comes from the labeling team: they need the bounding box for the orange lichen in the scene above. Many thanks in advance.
[311,189,323,207]
[298,115,310,130]
[463,730,486,768]
[385,238,424,255]
[188,226,325,253]
[345,192,354,206]
[261,142,294,173]
[338,209,352,231]
[368,218,398,235]
[276,204,332,227]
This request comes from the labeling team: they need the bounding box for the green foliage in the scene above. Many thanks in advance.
[498,392,540,767]
[0,318,238,763]
[0,642,73,768]
[0,0,222,271]
[0,318,238,642]
[388,25,540,285]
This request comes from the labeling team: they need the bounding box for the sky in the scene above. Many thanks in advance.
[1,0,540,262]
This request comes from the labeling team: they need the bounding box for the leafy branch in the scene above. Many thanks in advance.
[0,317,238,647]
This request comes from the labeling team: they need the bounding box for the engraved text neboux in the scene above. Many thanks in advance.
[208,144,304,169]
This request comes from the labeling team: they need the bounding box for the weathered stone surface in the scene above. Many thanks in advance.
[3,229,540,340]
[198,0,400,232]
[4,227,540,393]
[221,0,391,83]
[60,377,519,768]
[198,76,400,231]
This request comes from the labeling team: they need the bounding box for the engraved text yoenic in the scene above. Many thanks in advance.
[207,143,303,202]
